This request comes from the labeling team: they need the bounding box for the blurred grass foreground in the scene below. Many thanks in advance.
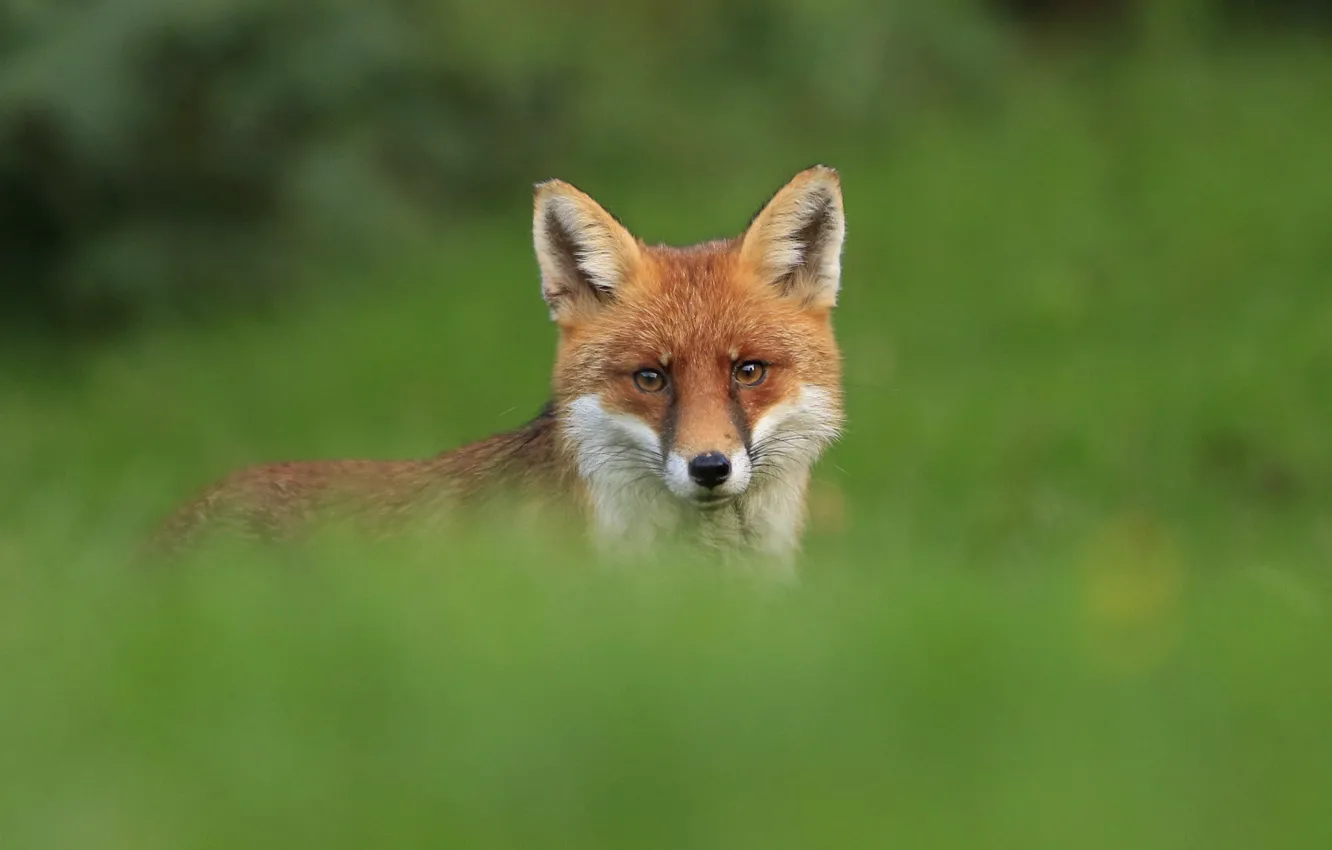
[3,1,1332,848]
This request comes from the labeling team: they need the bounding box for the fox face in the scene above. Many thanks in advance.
[534,166,846,560]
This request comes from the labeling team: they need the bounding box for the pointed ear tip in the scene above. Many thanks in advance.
[533,178,575,202]
[786,165,843,201]
[800,164,840,182]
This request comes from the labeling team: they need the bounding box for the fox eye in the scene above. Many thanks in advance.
[633,368,667,393]
[734,360,767,387]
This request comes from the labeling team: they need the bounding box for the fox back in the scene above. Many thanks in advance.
[155,166,847,573]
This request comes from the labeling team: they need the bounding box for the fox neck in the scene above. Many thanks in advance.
[459,400,813,567]
[579,454,810,571]
[552,400,812,569]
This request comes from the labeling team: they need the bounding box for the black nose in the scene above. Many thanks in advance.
[687,452,731,488]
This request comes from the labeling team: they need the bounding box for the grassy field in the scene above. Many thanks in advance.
[2,48,1331,848]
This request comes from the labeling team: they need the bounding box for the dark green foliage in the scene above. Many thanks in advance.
[0,0,1004,328]
[990,0,1332,28]
[0,0,577,324]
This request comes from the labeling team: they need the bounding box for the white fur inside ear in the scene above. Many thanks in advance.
[540,196,621,296]
[764,190,843,286]
[533,184,640,319]
[742,169,846,307]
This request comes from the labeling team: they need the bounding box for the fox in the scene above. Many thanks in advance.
[152,166,847,573]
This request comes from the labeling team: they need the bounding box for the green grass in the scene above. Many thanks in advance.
[3,48,1332,848]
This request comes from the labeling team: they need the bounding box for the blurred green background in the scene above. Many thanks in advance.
[3,1,1332,847]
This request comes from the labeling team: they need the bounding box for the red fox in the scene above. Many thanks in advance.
[154,166,846,570]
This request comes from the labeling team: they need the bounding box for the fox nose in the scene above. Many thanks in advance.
[687,452,731,489]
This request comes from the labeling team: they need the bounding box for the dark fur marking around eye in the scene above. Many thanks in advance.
[727,386,754,453]
[660,387,680,465]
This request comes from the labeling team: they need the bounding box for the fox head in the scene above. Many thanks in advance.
[533,166,846,551]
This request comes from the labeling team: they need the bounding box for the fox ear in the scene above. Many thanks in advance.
[533,180,642,323]
[740,166,845,309]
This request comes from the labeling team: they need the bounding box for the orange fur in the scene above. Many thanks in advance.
[153,167,847,568]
